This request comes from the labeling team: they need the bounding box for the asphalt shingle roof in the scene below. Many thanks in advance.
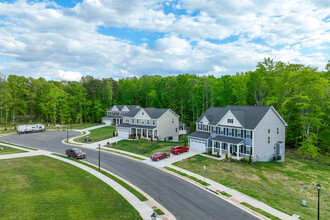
[195,105,272,129]
[188,131,211,140]
[211,136,244,144]
[116,123,156,129]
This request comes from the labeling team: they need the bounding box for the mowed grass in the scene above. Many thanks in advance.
[0,145,26,155]
[0,128,16,136]
[46,123,101,130]
[173,155,330,220]
[115,140,184,156]
[0,156,141,220]
[74,126,116,143]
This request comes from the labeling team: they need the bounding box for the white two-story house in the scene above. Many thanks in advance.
[188,105,287,162]
[116,107,180,142]
[102,105,141,125]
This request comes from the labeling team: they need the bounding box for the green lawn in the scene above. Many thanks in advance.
[0,156,141,219]
[0,128,16,136]
[46,123,101,130]
[74,126,116,143]
[0,145,26,155]
[173,155,330,220]
[114,140,184,156]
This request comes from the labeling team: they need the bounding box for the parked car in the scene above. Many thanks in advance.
[150,152,170,161]
[65,148,86,159]
[171,146,189,155]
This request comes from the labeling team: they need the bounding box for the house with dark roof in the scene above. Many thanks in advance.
[188,105,287,162]
[115,107,180,141]
[102,105,141,125]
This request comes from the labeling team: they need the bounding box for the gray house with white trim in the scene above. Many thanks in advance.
[188,105,287,162]
[102,105,141,125]
[116,107,180,142]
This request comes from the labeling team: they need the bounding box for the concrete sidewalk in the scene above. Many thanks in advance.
[0,142,174,220]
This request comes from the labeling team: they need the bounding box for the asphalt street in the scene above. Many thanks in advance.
[0,131,258,220]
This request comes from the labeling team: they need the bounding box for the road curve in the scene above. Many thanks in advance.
[0,131,258,220]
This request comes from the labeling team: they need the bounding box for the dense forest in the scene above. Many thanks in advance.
[0,58,329,160]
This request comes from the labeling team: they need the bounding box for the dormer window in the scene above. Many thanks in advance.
[142,112,144,115]
[227,119,233,123]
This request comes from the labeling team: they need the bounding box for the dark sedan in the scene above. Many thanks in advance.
[65,148,86,159]
[150,152,170,161]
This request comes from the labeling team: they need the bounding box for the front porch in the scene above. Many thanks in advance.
[210,136,252,161]
[130,127,158,140]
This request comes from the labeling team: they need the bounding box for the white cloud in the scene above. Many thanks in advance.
[0,0,328,79]
[58,70,83,81]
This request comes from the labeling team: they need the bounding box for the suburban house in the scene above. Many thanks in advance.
[188,105,287,162]
[179,122,190,135]
[102,105,141,125]
[115,107,180,141]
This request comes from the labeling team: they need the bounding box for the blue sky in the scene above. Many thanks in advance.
[0,0,329,81]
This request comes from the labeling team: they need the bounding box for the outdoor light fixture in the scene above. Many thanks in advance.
[317,183,321,220]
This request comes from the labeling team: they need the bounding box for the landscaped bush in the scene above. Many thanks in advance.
[208,149,212,155]
[216,151,220,157]
[225,153,228,160]
[240,158,248,163]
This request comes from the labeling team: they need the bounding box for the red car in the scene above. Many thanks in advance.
[65,148,86,159]
[150,152,170,161]
[171,146,189,155]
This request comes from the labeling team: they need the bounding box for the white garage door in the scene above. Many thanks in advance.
[117,129,130,138]
[189,139,206,151]
[102,119,112,126]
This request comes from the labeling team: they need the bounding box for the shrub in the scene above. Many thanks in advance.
[229,156,233,161]
[217,151,220,157]
[208,149,212,155]
[113,131,115,136]
[225,153,228,160]
[240,158,248,163]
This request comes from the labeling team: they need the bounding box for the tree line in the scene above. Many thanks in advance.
[0,58,329,159]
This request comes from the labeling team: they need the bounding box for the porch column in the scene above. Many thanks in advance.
[211,141,214,154]
[152,129,154,140]
[135,128,137,139]
[228,144,231,157]
[219,142,222,156]
[237,145,240,160]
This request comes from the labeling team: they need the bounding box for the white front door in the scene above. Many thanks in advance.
[117,129,130,138]
[189,139,206,151]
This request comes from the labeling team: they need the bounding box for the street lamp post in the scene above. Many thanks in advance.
[317,183,321,220]
[67,125,69,142]
[98,144,101,170]
[203,165,206,187]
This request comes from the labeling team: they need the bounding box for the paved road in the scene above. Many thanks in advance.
[0,131,258,220]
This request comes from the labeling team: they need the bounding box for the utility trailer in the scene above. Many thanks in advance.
[17,124,45,134]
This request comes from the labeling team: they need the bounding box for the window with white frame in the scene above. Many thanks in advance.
[125,118,129,123]
[147,120,150,125]
[227,119,233,123]
[137,119,140,124]
[172,118,174,123]
[152,120,156,125]
[268,137,270,144]
[175,128,177,132]
[203,124,208,131]
[277,128,279,134]
[212,126,216,133]
[228,128,232,136]
[240,145,247,154]
[268,129,270,133]
[132,119,135,124]
[237,129,241,137]
[246,131,252,139]
[246,146,252,155]
[141,119,145,125]
[198,124,202,130]
[220,127,224,135]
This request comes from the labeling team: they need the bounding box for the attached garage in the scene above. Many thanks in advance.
[189,139,207,151]
[102,117,112,126]
[117,128,130,138]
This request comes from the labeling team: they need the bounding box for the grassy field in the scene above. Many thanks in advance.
[0,156,141,219]
[0,128,16,136]
[46,123,101,130]
[173,155,330,220]
[0,145,26,155]
[74,126,116,143]
[114,140,184,156]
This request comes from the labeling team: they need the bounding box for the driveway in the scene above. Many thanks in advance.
[0,131,258,220]
[144,149,202,168]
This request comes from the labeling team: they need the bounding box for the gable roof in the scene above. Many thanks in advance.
[144,108,169,119]
[107,105,140,112]
[196,105,274,129]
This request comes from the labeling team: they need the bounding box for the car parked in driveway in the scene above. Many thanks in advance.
[150,152,170,161]
[171,146,189,155]
[65,148,86,159]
